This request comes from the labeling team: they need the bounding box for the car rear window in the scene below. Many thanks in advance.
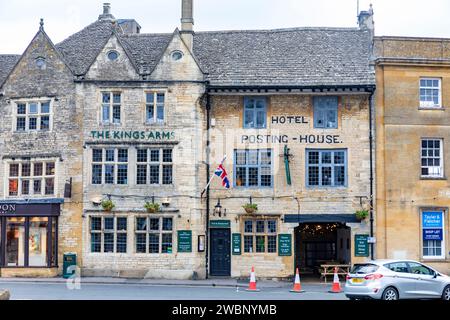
[351,264,379,274]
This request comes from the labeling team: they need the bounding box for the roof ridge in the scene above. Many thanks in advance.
[194,26,362,34]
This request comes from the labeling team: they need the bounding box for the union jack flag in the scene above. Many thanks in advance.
[214,164,230,189]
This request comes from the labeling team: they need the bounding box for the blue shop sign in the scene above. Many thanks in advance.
[422,212,443,228]
[423,229,443,241]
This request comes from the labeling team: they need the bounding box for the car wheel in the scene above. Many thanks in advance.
[442,285,450,301]
[382,287,399,300]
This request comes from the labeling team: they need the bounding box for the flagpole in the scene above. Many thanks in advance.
[201,155,227,197]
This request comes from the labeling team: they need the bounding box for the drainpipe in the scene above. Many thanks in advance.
[205,92,211,279]
[369,91,375,260]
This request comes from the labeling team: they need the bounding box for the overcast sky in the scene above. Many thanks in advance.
[1,0,450,54]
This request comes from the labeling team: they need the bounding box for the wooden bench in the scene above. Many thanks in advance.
[320,264,351,283]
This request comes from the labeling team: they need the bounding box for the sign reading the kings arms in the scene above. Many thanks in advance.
[90,130,175,141]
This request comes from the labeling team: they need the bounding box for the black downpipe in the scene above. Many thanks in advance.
[369,92,375,260]
[205,93,211,279]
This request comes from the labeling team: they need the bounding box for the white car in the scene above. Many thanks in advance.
[344,259,450,300]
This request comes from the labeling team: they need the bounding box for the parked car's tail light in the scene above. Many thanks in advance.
[346,274,352,280]
[364,274,383,280]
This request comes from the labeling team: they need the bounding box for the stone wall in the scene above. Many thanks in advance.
[209,94,372,278]
[0,29,84,273]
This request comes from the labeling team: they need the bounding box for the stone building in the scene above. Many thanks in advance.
[0,1,376,279]
[375,36,450,274]
[204,9,376,278]
[0,21,83,277]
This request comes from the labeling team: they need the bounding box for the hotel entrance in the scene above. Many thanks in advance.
[294,222,351,277]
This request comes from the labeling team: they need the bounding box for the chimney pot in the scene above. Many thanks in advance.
[99,3,115,21]
[103,3,111,15]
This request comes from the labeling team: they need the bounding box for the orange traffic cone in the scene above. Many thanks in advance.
[290,268,305,293]
[328,267,342,293]
[246,266,260,292]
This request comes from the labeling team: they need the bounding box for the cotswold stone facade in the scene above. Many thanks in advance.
[0,25,83,277]
[0,1,377,279]
[375,37,450,274]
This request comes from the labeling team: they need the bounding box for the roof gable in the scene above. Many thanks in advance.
[149,29,204,81]
[85,32,140,81]
[2,27,73,96]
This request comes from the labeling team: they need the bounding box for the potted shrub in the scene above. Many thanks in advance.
[101,199,115,212]
[243,203,258,214]
[355,209,369,221]
[144,202,160,213]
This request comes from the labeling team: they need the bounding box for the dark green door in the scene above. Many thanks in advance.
[210,228,231,276]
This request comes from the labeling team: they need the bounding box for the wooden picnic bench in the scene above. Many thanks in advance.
[320,264,351,283]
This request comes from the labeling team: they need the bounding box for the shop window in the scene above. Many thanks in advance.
[234,149,272,188]
[421,139,443,178]
[91,148,128,185]
[243,219,277,254]
[135,216,173,254]
[90,216,127,253]
[421,211,445,259]
[306,149,347,187]
[101,92,121,124]
[420,78,441,108]
[146,92,165,124]
[1,216,57,268]
[14,100,52,132]
[313,96,338,129]
[243,97,266,129]
[8,160,56,197]
[136,148,173,185]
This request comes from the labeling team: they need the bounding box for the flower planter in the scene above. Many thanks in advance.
[244,207,257,214]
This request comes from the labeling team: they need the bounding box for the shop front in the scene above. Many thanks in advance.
[0,201,61,275]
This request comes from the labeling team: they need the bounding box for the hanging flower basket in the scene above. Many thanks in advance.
[243,203,258,214]
[101,199,115,212]
[144,202,160,213]
[355,210,369,221]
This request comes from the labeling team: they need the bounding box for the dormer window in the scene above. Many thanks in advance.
[35,57,46,70]
[107,50,119,61]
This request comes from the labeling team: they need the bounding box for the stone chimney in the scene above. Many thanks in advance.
[358,4,374,38]
[180,0,194,51]
[98,3,115,21]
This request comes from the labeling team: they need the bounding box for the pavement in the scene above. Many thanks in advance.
[0,276,348,300]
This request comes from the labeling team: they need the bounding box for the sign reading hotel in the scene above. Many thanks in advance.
[90,130,175,141]
[241,115,343,144]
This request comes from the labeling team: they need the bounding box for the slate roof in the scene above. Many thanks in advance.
[194,28,375,87]
[3,20,375,87]
[0,54,20,86]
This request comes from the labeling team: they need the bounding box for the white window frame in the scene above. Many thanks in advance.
[135,216,174,254]
[421,211,446,260]
[136,148,173,186]
[145,91,165,124]
[91,148,128,185]
[419,78,442,109]
[421,138,444,178]
[243,219,278,254]
[13,99,53,132]
[90,216,128,254]
[101,92,122,125]
[5,159,57,198]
